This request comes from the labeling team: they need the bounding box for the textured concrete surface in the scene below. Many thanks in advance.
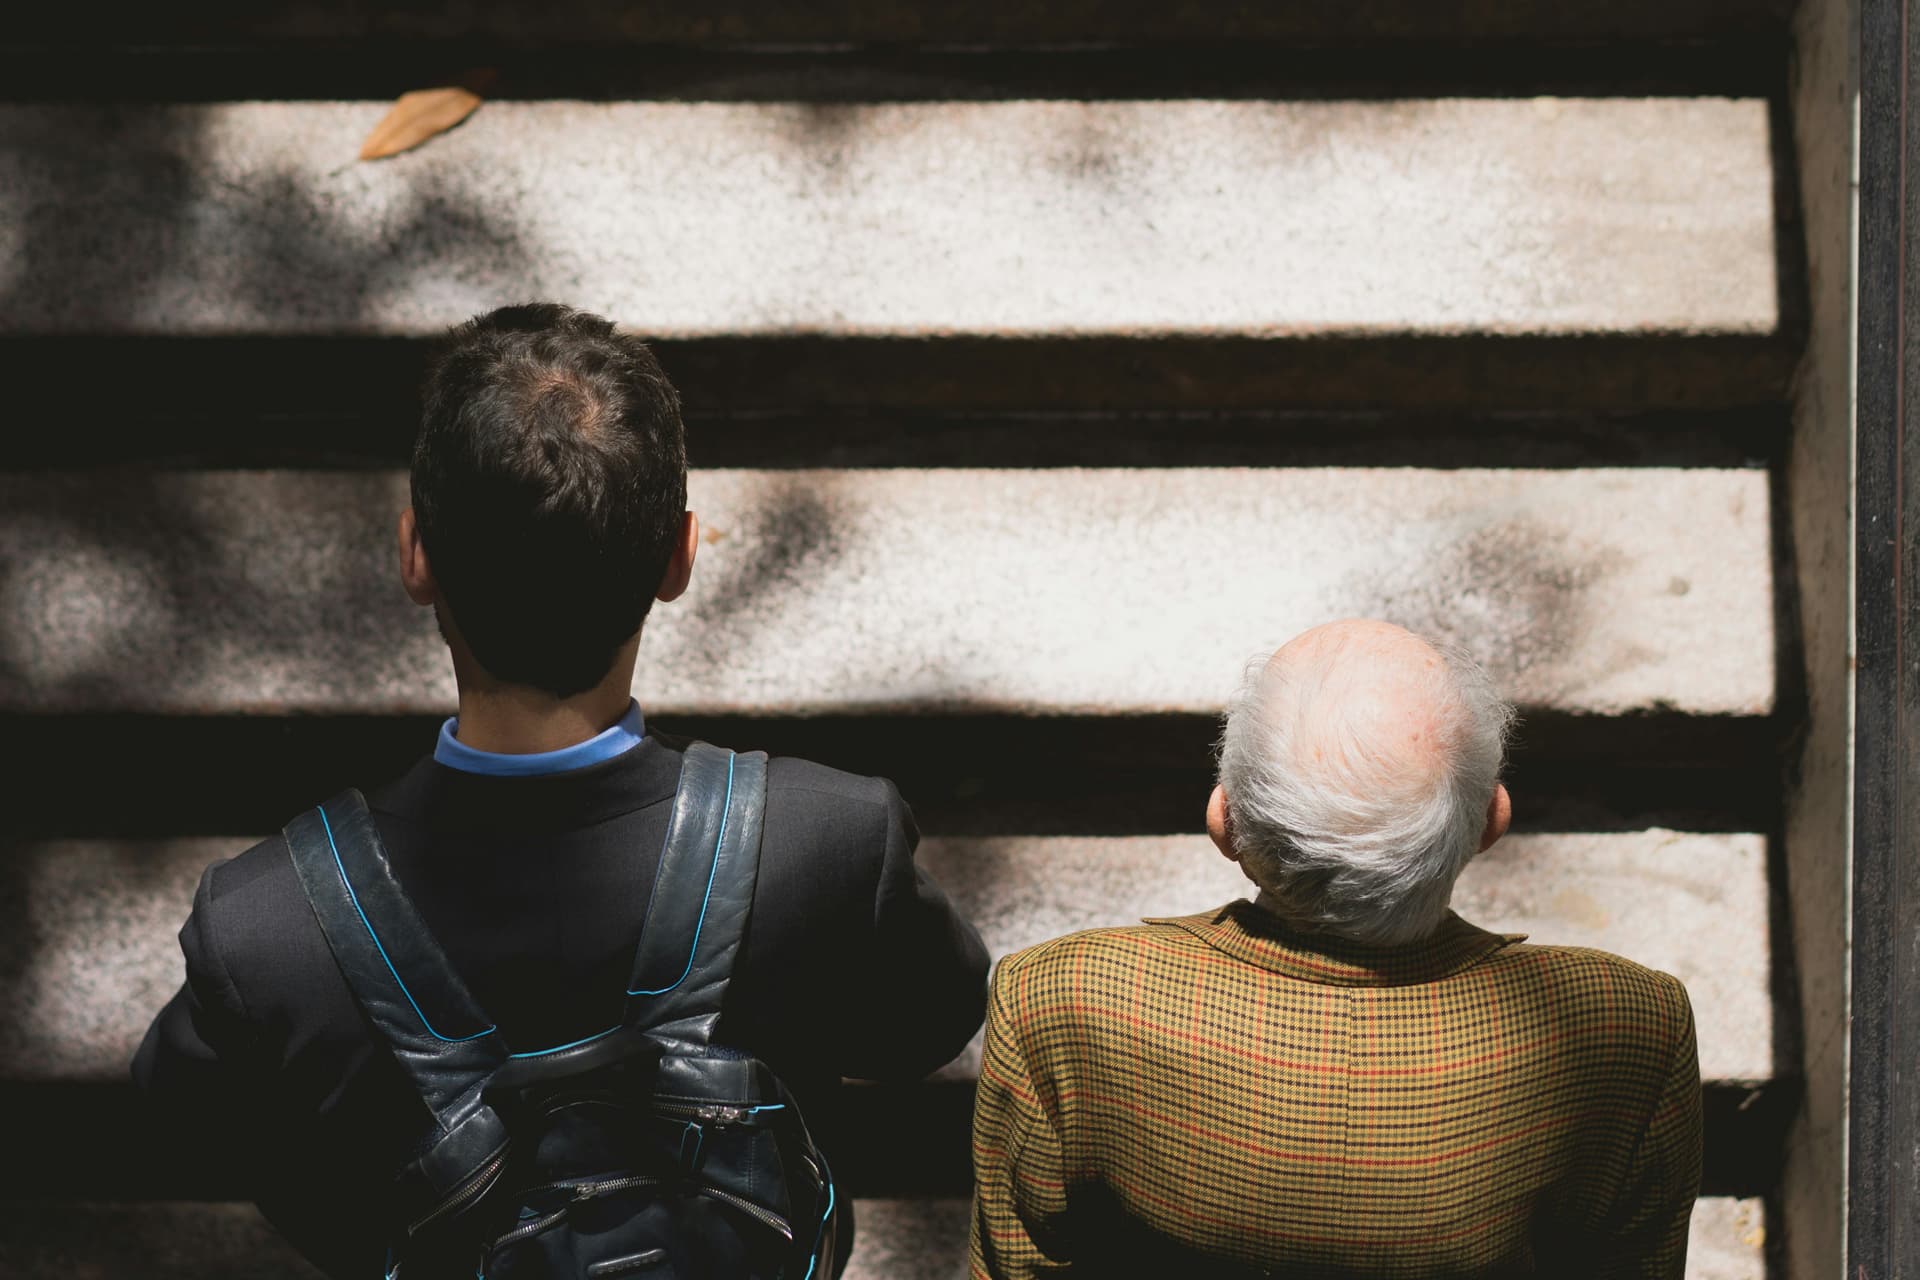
[0,467,1774,717]
[0,100,1775,338]
[1778,0,1857,1273]
[1683,1198,1772,1280]
[3,832,1769,1084]
[0,1197,1767,1278]
[0,840,216,1084]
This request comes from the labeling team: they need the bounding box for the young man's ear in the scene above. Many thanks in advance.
[396,508,438,607]
[1207,784,1239,862]
[655,511,700,604]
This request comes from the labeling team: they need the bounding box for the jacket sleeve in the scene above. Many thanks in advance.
[131,861,262,1144]
[969,954,1071,1280]
[837,779,990,1080]
[132,855,383,1280]
[1596,977,1704,1280]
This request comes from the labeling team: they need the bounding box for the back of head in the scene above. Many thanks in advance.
[413,303,687,698]
[1216,621,1515,945]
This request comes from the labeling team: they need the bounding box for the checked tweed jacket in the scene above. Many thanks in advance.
[969,900,1701,1279]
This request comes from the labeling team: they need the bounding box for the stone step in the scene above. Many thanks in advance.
[0,99,1785,410]
[0,1197,1770,1279]
[0,406,1792,473]
[1,832,1773,1085]
[11,0,1792,48]
[0,467,1774,719]
[0,713,1782,841]
[0,334,1796,418]
[0,1076,1794,1200]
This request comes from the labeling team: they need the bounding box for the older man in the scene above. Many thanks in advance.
[970,619,1701,1279]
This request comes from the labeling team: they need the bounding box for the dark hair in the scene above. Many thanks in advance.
[413,303,687,698]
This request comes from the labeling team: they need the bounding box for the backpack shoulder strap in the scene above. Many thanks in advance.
[283,790,505,1129]
[624,743,769,1048]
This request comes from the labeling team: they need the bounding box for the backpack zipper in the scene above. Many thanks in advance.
[652,1100,754,1125]
[484,1176,794,1253]
[408,1146,509,1236]
[568,1174,794,1235]
[491,1205,570,1249]
[694,1184,794,1241]
[571,1174,667,1201]
[566,1172,787,1240]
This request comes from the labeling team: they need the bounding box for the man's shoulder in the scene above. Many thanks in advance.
[994,920,1201,990]
[199,830,299,908]
[1486,939,1690,995]
[1480,938,1696,1040]
[179,829,344,1015]
[645,729,900,817]
[765,752,898,812]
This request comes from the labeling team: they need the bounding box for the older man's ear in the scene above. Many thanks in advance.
[1480,783,1513,853]
[1207,784,1238,862]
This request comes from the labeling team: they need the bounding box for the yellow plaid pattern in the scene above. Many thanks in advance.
[970,900,1701,1279]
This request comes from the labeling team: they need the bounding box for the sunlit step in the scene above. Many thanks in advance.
[0,467,1773,718]
[2,831,1769,1084]
[0,100,1775,340]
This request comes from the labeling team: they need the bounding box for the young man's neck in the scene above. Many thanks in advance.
[449,636,643,755]
[452,685,633,754]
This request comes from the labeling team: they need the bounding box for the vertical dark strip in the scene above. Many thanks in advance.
[1852,0,1920,1273]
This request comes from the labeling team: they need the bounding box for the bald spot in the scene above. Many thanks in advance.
[1263,619,1458,804]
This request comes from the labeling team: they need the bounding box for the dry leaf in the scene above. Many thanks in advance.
[359,87,483,161]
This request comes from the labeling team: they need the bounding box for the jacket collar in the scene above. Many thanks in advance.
[371,729,687,835]
[1148,899,1523,988]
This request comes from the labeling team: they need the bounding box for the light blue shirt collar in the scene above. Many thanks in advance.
[434,700,645,777]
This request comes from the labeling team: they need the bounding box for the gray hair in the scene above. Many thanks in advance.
[1216,634,1515,945]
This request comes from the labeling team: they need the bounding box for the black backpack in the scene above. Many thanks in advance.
[282,743,842,1279]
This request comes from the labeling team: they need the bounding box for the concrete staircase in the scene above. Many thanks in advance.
[0,4,1804,1276]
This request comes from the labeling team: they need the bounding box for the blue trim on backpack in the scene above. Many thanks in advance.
[802,1166,837,1280]
[316,805,495,1045]
[505,1025,620,1059]
[627,752,737,997]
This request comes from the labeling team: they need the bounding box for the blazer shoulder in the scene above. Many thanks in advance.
[765,753,898,811]
[201,831,297,904]
[1489,942,1696,1042]
[652,731,898,817]
[994,922,1180,991]
[1493,941,1689,992]
[188,830,349,1023]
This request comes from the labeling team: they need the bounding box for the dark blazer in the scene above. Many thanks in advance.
[133,730,989,1277]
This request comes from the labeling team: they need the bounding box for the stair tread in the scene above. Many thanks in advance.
[0,100,1777,340]
[0,467,1775,718]
[3,831,1772,1084]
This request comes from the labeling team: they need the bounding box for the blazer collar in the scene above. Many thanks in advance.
[1149,899,1523,988]
[371,730,687,835]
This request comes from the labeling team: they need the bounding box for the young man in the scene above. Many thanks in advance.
[134,303,988,1276]
[971,620,1702,1279]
